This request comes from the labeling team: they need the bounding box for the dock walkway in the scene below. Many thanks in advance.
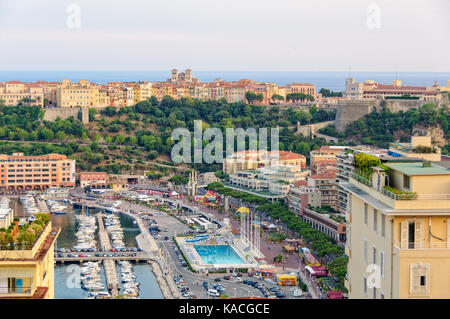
[96,214,119,298]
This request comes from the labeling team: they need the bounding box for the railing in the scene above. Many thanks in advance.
[0,286,33,295]
[349,172,450,201]
[394,241,450,249]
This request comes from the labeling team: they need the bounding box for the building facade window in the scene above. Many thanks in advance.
[363,276,367,296]
[363,238,368,263]
[409,262,430,296]
[373,209,378,232]
[364,203,368,225]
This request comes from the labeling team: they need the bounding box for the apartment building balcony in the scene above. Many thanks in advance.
[349,172,450,210]
[0,283,33,298]
[0,285,48,299]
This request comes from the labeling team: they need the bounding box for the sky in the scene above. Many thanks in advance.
[0,0,449,72]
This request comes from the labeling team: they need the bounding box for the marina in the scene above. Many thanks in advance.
[50,198,163,299]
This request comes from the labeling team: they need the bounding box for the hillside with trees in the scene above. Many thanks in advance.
[319,103,450,153]
[0,98,338,174]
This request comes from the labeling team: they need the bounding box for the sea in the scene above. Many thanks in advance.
[0,71,449,91]
[51,205,163,299]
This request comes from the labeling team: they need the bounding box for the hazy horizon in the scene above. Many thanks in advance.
[1,0,449,72]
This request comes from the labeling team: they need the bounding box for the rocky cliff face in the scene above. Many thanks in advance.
[412,124,447,146]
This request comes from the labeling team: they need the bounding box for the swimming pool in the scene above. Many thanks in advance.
[194,245,246,264]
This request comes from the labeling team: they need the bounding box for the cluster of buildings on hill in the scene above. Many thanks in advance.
[2,71,448,110]
[343,78,449,102]
[220,136,450,298]
[0,69,318,108]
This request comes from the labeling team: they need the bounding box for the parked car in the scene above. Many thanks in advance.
[275,292,286,298]
[208,289,220,297]
[224,276,231,280]
[214,278,221,282]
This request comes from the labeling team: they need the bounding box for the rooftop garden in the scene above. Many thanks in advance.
[0,213,50,250]
[308,205,339,214]
[413,145,437,153]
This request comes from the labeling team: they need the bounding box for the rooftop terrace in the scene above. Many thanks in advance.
[385,162,450,176]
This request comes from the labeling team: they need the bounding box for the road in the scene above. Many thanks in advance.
[70,188,306,299]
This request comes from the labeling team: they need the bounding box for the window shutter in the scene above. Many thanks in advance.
[401,221,408,249]
[415,220,424,248]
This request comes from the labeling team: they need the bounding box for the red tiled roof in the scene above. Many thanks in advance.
[292,180,308,187]
[309,172,336,180]
[290,83,314,87]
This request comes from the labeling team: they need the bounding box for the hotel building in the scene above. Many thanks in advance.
[342,160,450,298]
[0,153,75,191]
[223,150,307,175]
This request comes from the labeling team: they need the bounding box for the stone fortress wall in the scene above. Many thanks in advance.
[43,107,89,124]
[334,97,446,132]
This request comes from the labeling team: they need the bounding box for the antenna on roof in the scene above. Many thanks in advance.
[348,65,352,78]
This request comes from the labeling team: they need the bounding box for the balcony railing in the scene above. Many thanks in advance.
[349,172,450,201]
[394,241,450,249]
[0,286,33,295]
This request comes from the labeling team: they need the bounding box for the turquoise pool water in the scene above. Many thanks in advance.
[194,245,246,264]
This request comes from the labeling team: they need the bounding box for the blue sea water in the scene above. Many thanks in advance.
[0,71,449,91]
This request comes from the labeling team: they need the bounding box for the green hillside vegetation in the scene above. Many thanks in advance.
[319,103,449,151]
[0,98,338,174]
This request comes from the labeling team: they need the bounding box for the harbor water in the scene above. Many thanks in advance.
[52,204,163,299]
